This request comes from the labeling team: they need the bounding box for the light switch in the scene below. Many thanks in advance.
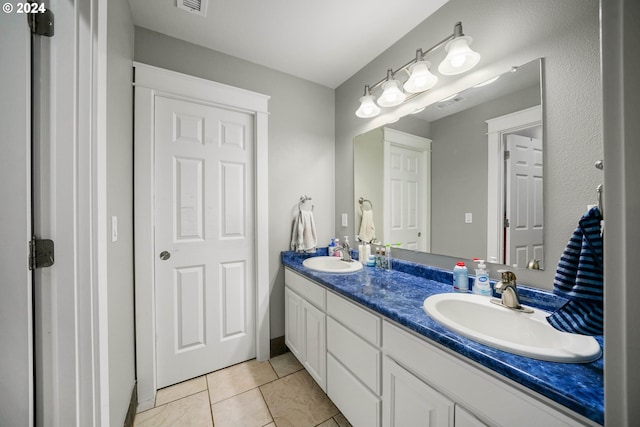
[341,213,348,227]
[465,213,473,224]
[111,216,118,242]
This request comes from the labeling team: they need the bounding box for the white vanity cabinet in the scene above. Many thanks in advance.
[283,267,595,427]
[383,321,591,427]
[284,270,326,390]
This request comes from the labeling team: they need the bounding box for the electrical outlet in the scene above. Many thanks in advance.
[465,213,473,224]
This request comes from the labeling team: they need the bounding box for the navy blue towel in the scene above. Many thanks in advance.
[547,206,603,335]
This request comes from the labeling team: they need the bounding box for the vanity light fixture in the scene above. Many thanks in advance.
[377,70,407,107]
[437,23,481,75]
[355,85,382,118]
[403,49,438,93]
[355,21,481,118]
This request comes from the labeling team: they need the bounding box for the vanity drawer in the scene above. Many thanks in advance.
[327,317,381,394]
[327,291,381,345]
[328,353,381,427]
[285,269,325,310]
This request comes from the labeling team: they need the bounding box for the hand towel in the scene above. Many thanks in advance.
[291,209,317,252]
[547,206,603,335]
[358,209,376,243]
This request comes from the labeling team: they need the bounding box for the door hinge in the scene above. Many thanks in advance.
[29,237,55,270]
[504,150,510,160]
[504,217,510,228]
[27,5,54,37]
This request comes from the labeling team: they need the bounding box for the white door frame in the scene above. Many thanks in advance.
[133,62,270,411]
[0,13,33,427]
[485,106,542,264]
[30,0,111,425]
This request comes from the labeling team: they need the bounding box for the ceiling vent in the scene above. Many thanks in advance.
[177,0,207,17]
[434,96,464,110]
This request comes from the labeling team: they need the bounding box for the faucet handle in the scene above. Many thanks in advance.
[497,269,517,284]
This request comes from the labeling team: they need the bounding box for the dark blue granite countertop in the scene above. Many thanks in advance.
[281,250,604,425]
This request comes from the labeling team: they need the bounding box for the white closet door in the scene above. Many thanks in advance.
[154,95,256,388]
[388,144,425,250]
[505,134,543,268]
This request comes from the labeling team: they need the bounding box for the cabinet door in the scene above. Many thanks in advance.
[285,287,302,360]
[302,300,326,391]
[455,405,488,427]
[383,357,454,427]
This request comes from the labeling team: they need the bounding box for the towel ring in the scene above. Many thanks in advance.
[298,195,314,212]
[359,197,373,212]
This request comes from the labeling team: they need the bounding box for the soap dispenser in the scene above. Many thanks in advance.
[472,260,492,296]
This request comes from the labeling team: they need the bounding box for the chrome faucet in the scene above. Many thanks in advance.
[334,236,353,262]
[491,270,533,313]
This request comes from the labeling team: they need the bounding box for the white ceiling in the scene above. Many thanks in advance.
[128,0,450,89]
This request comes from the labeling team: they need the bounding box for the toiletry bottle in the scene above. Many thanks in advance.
[332,239,340,256]
[380,246,387,269]
[453,262,469,293]
[328,238,336,257]
[375,247,382,268]
[367,254,376,267]
[472,260,492,296]
[358,241,365,261]
[385,244,392,271]
[343,236,351,259]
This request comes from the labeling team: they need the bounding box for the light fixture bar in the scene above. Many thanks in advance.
[355,22,480,118]
[366,23,462,93]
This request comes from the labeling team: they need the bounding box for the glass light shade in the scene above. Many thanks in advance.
[403,61,438,93]
[355,94,381,118]
[437,36,481,75]
[376,79,406,107]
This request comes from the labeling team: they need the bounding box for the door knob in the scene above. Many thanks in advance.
[159,251,171,261]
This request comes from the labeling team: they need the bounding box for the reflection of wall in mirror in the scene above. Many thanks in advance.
[430,84,541,260]
[354,129,383,242]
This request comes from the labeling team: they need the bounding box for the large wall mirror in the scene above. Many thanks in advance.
[354,58,544,270]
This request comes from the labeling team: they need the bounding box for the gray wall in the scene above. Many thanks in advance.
[335,0,601,290]
[106,1,136,425]
[430,84,540,259]
[134,28,336,339]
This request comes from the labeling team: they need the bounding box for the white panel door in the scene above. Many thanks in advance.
[505,135,544,268]
[0,13,33,427]
[154,96,256,388]
[389,145,424,250]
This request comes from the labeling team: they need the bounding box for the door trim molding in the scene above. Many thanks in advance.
[485,105,542,264]
[133,62,270,411]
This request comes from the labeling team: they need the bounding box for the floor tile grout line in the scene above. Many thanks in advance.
[205,375,215,426]
[257,385,277,427]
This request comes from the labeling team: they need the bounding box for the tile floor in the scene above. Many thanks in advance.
[134,352,352,427]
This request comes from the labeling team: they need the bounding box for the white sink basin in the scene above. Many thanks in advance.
[423,293,601,363]
[302,256,363,273]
